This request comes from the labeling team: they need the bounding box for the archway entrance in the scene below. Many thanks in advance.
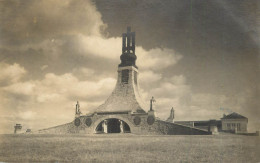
[95,118,131,134]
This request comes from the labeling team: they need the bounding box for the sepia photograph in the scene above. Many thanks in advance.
[0,0,259,162]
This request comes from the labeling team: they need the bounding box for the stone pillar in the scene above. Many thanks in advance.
[122,34,126,53]
[208,120,218,135]
[119,120,124,133]
[103,120,108,133]
[132,32,135,53]
[127,27,131,53]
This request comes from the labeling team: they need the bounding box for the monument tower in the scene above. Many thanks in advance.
[38,27,210,135]
[95,26,146,114]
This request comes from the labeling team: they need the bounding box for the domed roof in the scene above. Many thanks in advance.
[119,52,137,68]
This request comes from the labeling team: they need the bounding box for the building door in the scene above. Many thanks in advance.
[107,119,121,133]
[95,118,131,133]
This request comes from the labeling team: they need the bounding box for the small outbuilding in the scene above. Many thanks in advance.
[221,112,248,133]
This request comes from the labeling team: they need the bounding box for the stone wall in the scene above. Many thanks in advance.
[36,113,211,135]
[154,120,210,135]
[37,122,74,134]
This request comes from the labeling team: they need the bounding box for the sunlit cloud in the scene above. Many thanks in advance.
[0,63,27,86]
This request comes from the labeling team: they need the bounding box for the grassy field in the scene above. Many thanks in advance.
[0,134,259,163]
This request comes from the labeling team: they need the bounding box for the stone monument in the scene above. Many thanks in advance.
[37,27,210,135]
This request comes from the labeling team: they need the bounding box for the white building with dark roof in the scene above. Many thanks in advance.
[221,112,248,133]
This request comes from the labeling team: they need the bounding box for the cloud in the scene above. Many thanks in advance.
[2,71,116,104]
[0,70,117,133]
[3,82,35,96]
[18,111,36,120]
[74,34,182,70]
[40,65,48,70]
[72,67,95,77]
[139,70,162,84]
[0,0,119,133]
[150,75,190,99]
[36,73,116,101]
[78,35,121,59]
[1,0,183,84]
[1,0,105,43]
[137,48,182,70]
[0,63,26,86]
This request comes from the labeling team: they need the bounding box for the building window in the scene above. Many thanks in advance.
[237,123,241,131]
[230,123,237,130]
[227,123,231,130]
[121,70,129,84]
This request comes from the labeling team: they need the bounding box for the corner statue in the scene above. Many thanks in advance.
[150,96,156,111]
[75,101,81,117]
[166,107,175,123]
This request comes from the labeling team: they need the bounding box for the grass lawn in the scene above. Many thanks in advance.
[0,134,259,162]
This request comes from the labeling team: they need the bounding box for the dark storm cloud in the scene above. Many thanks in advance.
[95,0,259,50]
[94,0,259,125]
[0,0,105,45]
[0,37,117,80]
[95,0,259,93]
[0,0,118,80]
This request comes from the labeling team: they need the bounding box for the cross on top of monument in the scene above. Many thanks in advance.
[122,26,135,54]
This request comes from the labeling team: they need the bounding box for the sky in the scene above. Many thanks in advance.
[0,0,259,134]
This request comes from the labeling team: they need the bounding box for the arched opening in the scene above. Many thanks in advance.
[95,118,131,134]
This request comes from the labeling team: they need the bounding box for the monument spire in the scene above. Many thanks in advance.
[95,27,146,113]
[119,26,137,68]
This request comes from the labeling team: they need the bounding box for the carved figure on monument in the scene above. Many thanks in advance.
[119,120,124,133]
[75,101,82,117]
[103,120,108,133]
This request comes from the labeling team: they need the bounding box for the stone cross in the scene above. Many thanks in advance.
[122,26,135,54]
